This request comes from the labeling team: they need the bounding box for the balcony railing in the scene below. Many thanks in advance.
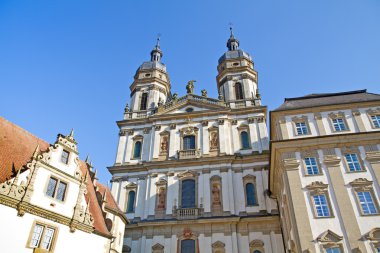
[178,149,201,159]
[173,207,204,220]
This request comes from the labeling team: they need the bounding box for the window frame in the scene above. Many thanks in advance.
[234,82,244,100]
[366,108,380,129]
[139,92,148,111]
[124,182,137,213]
[292,116,311,136]
[237,124,251,150]
[350,178,379,216]
[44,176,68,203]
[243,175,258,207]
[179,126,199,152]
[177,170,198,209]
[60,149,70,165]
[131,135,143,160]
[303,156,321,176]
[306,182,334,218]
[328,112,349,133]
[343,153,365,172]
[26,220,59,252]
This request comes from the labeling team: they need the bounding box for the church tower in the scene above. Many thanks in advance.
[126,38,171,119]
[217,28,261,108]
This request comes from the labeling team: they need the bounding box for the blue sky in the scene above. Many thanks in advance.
[1,0,379,184]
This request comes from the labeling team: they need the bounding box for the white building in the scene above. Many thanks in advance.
[109,31,284,253]
[270,90,380,253]
[0,116,127,253]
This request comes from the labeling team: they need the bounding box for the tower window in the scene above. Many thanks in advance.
[140,93,148,110]
[181,179,196,208]
[240,131,250,149]
[235,83,244,100]
[185,107,194,113]
[133,141,142,159]
[126,190,136,213]
[245,183,257,206]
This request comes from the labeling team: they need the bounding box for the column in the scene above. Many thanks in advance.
[203,171,211,213]
[278,116,289,140]
[202,121,209,155]
[152,125,161,159]
[221,169,230,212]
[123,132,133,163]
[233,169,244,214]
[258,118,269,151]
[365,145,380,188]
[143,175,152,219]
[115,131,127,164]
[227,168,236,215]
[135,177,147,220]
[169,124,177,158]
[314,113,326,135]
[283,158,316,253]
[352,109,366,132]
[198,172,204,210]
[248,118,259,152]
[323,153,367,252]
[142,128,151,161]
[218,119,226,154]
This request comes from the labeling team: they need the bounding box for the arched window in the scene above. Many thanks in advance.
[253,251,262,253]
[183,135,195,150]
[181,239,195,253]
[181,179,196,208]
[140,93,148,110]
[240,131,250,149]
[235,83,244,100]
[133,141,142,158]
[246,183,257,206]
[126,191,136,213]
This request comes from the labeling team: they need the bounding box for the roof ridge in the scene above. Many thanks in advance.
[284,89,367,102]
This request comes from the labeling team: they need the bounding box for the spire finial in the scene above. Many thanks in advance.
[32,144,40,159]
[69,128,74,138]
[85,154,90,163]
[151,33,163,62]
[229,22,234,37]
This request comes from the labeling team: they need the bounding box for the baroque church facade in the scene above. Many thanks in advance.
[109,30,380,253]
[108,31,284,253]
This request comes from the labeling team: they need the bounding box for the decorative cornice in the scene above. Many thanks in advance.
[282,158,300,170]
[366,151,380,163]
[323,155,341,166]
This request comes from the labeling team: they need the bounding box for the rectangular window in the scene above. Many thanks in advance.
[357,191,378,215]
[46,177,67,202]
[313,194,331,217]
[140,93,148,110]
[304,157,319,175]
[61,150,69,164]
[371,115,380,128]
[345,154,362,172]
[29,223,56,251]
[295,122,308,135]
[332,118,347,131]
[325,247,341,253]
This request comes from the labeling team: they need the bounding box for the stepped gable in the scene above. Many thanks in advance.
[274,89,380,111]
[0,116,124,236]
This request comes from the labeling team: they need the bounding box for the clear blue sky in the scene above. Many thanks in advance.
[1,0,379,184]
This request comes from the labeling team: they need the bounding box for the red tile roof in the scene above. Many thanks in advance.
[0,116,126,237]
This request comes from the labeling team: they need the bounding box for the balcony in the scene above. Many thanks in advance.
[173,207,204,220]
[178,149,201,159]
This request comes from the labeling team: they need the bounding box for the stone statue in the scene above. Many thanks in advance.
[160,136,168,153]
[212,184,221,206]
[218,91,224,100]
[172,93,178,100]
[124,103,129,113]
[157,187,166,209]
[210,132,218,150]
[186,80,196,94]
[201,89,207,97]
[158,98,163,107]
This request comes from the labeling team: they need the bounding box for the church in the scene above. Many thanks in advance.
[0,29,379,253]
[108,29,380,253]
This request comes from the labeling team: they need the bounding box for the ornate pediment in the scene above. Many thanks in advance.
[155,94,227,116]
[212,241,225,248]
[125,182,137,189]
[349,178,373,191]
[317,230,343,243]
[180,125,199,136]
[155,178,167,186]
[177,170,198,179]
[249,239,264,247]
[365,227,380,241]
[152,243,164,250]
